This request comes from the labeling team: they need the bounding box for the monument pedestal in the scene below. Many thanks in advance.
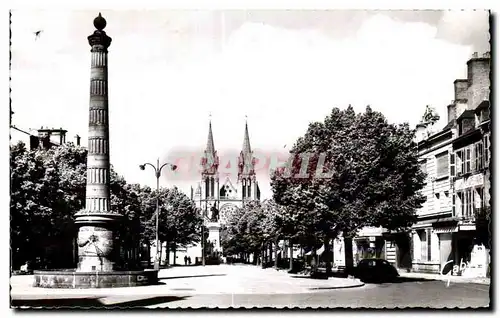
[74,212,122,272]
[207,222,221,253]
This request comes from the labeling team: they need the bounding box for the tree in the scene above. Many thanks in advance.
[271,106,426,272]
[219,199,284,265]
[220,203,255,260]
[152,187,202,264]
[10,142,87,269]
[10,141,161,270]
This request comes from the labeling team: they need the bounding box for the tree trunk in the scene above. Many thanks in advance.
[261,244,265,268]
[344,236,354,276]
[147,243,151,267]
[159,241,163,266]
[268,242,273,265]
[173,242,177,266]
[274,239,279,269]
[166,242,170,266]
[289,240,293,271]
[324,237,332,275]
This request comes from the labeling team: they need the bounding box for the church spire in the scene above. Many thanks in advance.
[201,115,219,175]
[206,119,215,154]
[242,117,251,155]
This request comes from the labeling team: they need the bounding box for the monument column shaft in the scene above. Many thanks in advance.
[75,15,118,273]
[85,47,111,213]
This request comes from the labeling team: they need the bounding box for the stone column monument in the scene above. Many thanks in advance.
[74,13,122,272]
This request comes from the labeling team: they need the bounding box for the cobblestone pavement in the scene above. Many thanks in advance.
[10,264,490,309]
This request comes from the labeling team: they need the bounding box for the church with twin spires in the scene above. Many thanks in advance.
[193,120,261,222]
[187,119,261,260]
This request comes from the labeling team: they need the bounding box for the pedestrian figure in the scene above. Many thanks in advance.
[310,255,317,276]
[184,255,188,266]
[188,256,192,265]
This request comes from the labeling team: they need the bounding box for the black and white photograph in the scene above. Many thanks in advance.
[8,4,492,310]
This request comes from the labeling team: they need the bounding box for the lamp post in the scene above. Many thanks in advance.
[139,158,177,271]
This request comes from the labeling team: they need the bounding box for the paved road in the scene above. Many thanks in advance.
[150,281,489,309]
[11,265,490,309]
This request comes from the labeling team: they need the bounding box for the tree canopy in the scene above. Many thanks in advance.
[10,141,201,269]
[271,106,426,246]
[220,199,283,258]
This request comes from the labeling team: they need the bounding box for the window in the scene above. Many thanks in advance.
[480,108,490,123]
[459,189,474,219]
[456,150,464,175]
[420,230,427,261]
[427,229,432,261]
[474,142,483,171]
[436,152,449,178]
[450,153,455,177]
[465,148,471,173]
[467,189,474,219]
[419,229,432,261]
[457,191,464,218]
[476,187,484,209]
[452,194,456,216]
[483,134,490,166]
[205,177,210,199]
[420,160,427,176]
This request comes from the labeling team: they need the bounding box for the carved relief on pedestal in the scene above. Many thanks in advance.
[77,226,113,258]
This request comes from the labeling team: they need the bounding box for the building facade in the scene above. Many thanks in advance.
[412,52,491,277]
[10,126,78,150]
[157,120,262,265]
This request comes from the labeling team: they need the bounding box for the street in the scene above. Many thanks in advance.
[11,264,490,309]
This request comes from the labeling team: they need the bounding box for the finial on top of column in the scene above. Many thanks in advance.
[93,12,107,31]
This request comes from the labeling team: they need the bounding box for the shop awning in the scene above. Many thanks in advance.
[459,224,476,231]
[411,223,433,230]
[317,245,325,255]
[433,226,458,234]
[305,245,326,256]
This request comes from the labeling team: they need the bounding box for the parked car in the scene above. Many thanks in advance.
[354,258,399,283]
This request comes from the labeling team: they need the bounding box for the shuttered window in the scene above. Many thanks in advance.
[427,229,432,261]
[483,134,490,166]
[465,148,471,173]
[450,153,455,177]
[475,142,483,171]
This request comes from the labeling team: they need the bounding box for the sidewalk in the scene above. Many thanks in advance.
[398,271,491,285]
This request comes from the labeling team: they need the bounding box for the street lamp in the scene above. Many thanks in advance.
[139,158,177,271]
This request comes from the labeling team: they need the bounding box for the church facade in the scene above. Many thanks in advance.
[184,120,261,263]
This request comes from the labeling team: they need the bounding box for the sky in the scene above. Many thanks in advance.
[10,9,490,200]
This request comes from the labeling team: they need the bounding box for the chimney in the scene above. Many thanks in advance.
[415,123,427,143]
[467,51,491,110]
[447,103,456,123]
[453,79,468,101]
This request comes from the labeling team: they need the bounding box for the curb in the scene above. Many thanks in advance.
[309,282,365,291]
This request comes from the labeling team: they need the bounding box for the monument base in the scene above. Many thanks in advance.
[207,222,222,253]
[33,269,159,288]
[74,211,122,272]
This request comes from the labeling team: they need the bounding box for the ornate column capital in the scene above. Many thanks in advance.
[88,13,112,50]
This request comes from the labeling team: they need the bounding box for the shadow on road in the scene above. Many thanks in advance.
[360,277,436,284]
[289,275,329,280]
[159,274,226,280]
[11,296,189,309]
